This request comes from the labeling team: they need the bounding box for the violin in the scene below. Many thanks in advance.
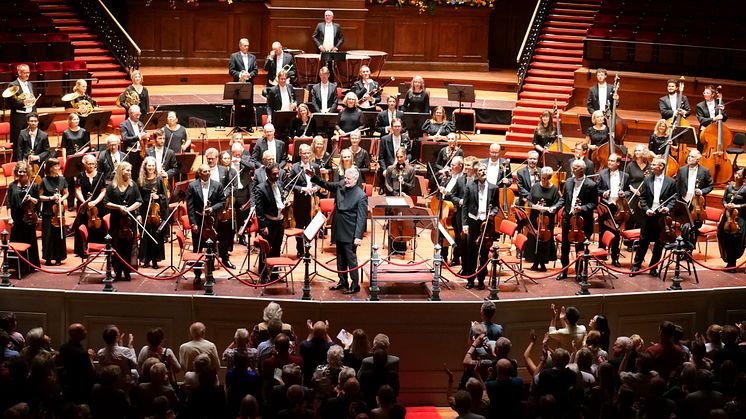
[119,214,134,241]
[201,200,218,241]
[659,215,677,243]
[218,195,234,224]
[22,193,38,226]
[724,190,740,234]
[51,189,67,229]
[87,205,102,229]
[614,194,632,228]
[690,179,707,224]
[147,195,162,227]
[567,214,585,243]
[535,199,552,243]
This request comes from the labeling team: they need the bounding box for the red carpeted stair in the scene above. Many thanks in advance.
[33,0,130,107]
[506,0,602,143]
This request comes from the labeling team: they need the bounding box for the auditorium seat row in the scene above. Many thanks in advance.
[0,33,73,64]
[0,61,90,102]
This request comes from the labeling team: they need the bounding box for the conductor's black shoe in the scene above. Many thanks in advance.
[343,287,360,294]
[222,259,236,269]
[629,265,640,277]
[649,269,659,277]
[612,259,622,267]
[330,283,348,291]
[465,282,475,289]
[556,272,567,281]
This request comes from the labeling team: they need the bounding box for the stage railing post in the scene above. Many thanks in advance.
[0,230,12,288]
[302,238,312,300]
[489,242,500,300]
[668,237,684,291]
[102,235,116,293]
[430,244,442,301]
[204,239,216,296]
[369,244,380,301]
[577,240,591,296]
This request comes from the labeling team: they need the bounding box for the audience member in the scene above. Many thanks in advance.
[96,325,138,387]
[55,323,95,404]
[138,327,181,383]
[452,390,485,419]
[178,322,220,373]
[89,365,130,419]
[299,320,334,384]
[0,313,25,352]
[647,321,687,380]
[131,362,179,417]
[359,349,400,410]
[251,302,295,348]
[548,304,586,349]
[342,328,370,372]
[223,328,258,370]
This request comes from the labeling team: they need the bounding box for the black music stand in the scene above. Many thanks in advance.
[270,110,296,140]
[223,82,253,134]
[402,112,429,139]
[398,82,411,97]
[671,125,697,147]
[322,51,347,84]
[144,111,168,130]
[173,152,197,186]
[83,111,111,151]
[578,115,593,136]
[293,87,305,104]
[362,111,378,133]
[37,113,55,132]
[63,153,84,179]
[545,151,575,174]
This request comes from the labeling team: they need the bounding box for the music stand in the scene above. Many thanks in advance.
[223,82,253,135]
[173,152,197,185]
[578,115,593,136]
[293,87,306,104]
[83,111,111,151]
[36,113,55,132]
[271,110,296,140]
[671,126,697,147]
[447,84,475,109]
[144,111,168,130]
[398,82,411,97]
[402,112,429,140]
[544,151,575,174]
[361,111,378,133]
[63,153,84,179]
[322,51,347,84]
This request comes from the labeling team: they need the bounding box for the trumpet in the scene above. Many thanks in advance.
[268,63,295,86]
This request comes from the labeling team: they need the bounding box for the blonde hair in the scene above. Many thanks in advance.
[113,161,133,188]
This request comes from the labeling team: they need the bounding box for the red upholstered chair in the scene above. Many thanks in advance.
[619,228,641,262]
[37,61,64,98]
[319,198,336,255]
[255,235,296,295]
[109,114,126,133]
[587,230,618,289]
[75,224,108,283]
[498,233,531,292]
[0,126,13,163]
[697,207,723,259]
[174,226,202,291]
[496,219,518,254]
[0,219,31,279]
[52,120,68,138]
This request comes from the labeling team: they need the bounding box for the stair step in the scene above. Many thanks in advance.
[551,7,597,16]
[58,26,91,33]
[545,20,591,29]
[512,108,547,118]
[37,5,73,12]
[512,116,541,126]
[519,91,571,101]
[96,98,118,107]
[75,48,110,55]
[532,54,583,64]
[95,79,130,87]
[506,132,535,142]
[516,99,568,109]
[534,47,584,57]
[510,124,538,135]
[555,2,602,10]
[76,56,116,64]
[68,33,97,41]
[537,40,584,50]
[95,87,128,96]
[72,40,104,48]
[43,12,76,18]
[526,68,576,79]
[530,61,581,71]
[523,76,575,87]
[548,13,595,23]
[92,70,129,80]
[52,18,85,25]
[539,33,586,43]
[543,26,588,36]
[522,84,574,94]
[87,63,121,71]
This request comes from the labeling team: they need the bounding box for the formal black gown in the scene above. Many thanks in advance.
[6,182,41,269]
[39,176,68,263]
[289,117,316,138]
[120,85,150,123]
[138,177,168,265]
[587,125,610,147]
[524,183,560,264]
[402,90,430,113]
[421,120,454,137]
[648,134,669,156]
[718,183,746,266]
[74,172,107,256]
[163,125,188,154]
[61,127,90,207]
[624,160,650,229]
[337,108,363,134]
[104,183,142,278]
[350,148,371,175]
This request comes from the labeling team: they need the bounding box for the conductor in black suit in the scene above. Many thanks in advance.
[658,79,691,120]
[309,66,338,113]
[460,163,499,290]
[8,64,37,159]
[556,159,598,280]
[18,113,51,163]
[228,38,258,131]
[311,167,368,294]
[586,68,617,115]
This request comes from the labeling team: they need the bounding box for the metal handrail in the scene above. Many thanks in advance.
[516,0,543,64]
[74,0,141,71]
[97,0,141,56]
[515,0,552,92]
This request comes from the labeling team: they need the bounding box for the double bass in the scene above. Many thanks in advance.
[547,100,572,153]
[669,76,695,167]
[428,167,456,248]
[699,86,734,185]
[592,73,627,171]
[493,160,515,232]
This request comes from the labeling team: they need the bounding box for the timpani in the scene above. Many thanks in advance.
[294,53,321,87]
[335,54,370,88]
[348,50,388,79]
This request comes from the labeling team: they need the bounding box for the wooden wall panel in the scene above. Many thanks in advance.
[393,22,428,59]
[192,17,230,54]
[160,16,183,53]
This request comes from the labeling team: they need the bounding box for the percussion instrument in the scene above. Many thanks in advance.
[294,53,321,87]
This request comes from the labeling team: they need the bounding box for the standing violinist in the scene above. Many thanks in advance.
[659,79,691,120]
[98,135,128,182]
[119,105,149,177]
[718,167,746,270]
[74,154,107,258]
[516,151,541,206]
[696,85,728,132]
[586,68,617,115]
[205,148,237,269]
[6,161,41,270]
[585,110,609,153]
[597,153,630,267]
[252,124,289,171]
[483,143,512,187]
[254,163,286,281]
[676,149,713,226]
[145,130,178,192]
[186,164,225,286]
[61,113,90,209]
[625,144,652,230]
[137,156,168,269]
[433,133,463,192]
[525,167,560,272]
[555,159,598,281]
[289,144,321,257]
[630,158,677,277]
[104,162,143,281]
[460,163,499,289]
[437,156,466,267]
[39,158,68,266]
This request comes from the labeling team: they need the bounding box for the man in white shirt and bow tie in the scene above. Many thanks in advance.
[9,64,38,159]
[228,38,258,132]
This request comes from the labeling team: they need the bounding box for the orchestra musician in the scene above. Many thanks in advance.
[119,105,148,176]
[74,154,107,258]
[648,119,670,156]
[6,161,41,270]
[659,78,691,120]
[718,167,746,270]
[310,168,367,295]
[483,143,512,187]
[230,142,253,244]
[525,167,560,272]
[556,159,598,280]
[145,130,178,191]
[336,92,365,137]
[289,144,321,256]
[586,68,617,115]
[375,95,404,136]
[118,70,150,123]
[228,38,258,132]
[586,110,610,152]
[163,111,191,154]
[137,156,168,269]
[313,10,344,53]
[532,110,557,159]
[289,103,316,139]
[461,163,499,289]
[597,153,630,267]
[630,158,677,277]
[250,150,285,206]
[253,163,286,281]
[676,149,713,224]
[205,148,237,269]
[252,123,289,170]
[625,144,652,229]
[432,133,463,193]
[351,65,379,110]
[378,119,410,191]
[421,106,454,141]
[64,79,97,125]
[463,156,479,181]
[696,85,728,132]
[334,148,362,187]
[438,156,467,267]
[61,113,90,159]
[264,41,296,87]
[516,150,541,206]
[266,70,297,124]
[309,66,338,114]
[568,142,595,177]
[104,162,142,281]
[8,64,37,157]
[401,75,430,114]
[98,135,128,182]
[186,164,225,285]
[39,158,68,266]
[19,113,51,163]
[347,130,371,177]
[384,147,415,255]
[310,136,332,172]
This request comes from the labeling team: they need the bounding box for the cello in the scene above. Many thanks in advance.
[547,100,572,153]
[699,86,734,185]
[493,159,515,233]
[592,73,627,172]
[428,165,456,248]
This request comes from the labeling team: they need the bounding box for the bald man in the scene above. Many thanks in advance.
[264,41,296,86]
[57,323,95,404]
[186,163,225,285]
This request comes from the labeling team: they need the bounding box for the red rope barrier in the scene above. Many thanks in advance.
[590,253,673,275]
[216,257,302,288]
[685,253,746,272]
[441,259,492,280]
[312,257,370,274]
[111,251,200,280]
[381,258,430,267]
[497,254,584,281]
[10,245,106,274]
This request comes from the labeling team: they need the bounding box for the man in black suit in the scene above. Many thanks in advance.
[375,95,404,136]
[187,164,225,285]
[288,144,321,257]
[516,150,541,206]
[8,64,37,159]
[675,149,713,226]
[695,85,728,132]
[438,155,467,266]
[251,150,285,207]
[18,113,51,163]
[265,70,297,130]
[586,68,617,115]
[658,78,691,120]
[252,124,289,170]
[461,163,499,289]
[483,143,513,187]
[631,158,677,276]
[119,105,148,176]
[556,159,598,280]
[97,135,128,181]
[309,66,338,113]
[205,148,237,268]
[311,167,368,294]
[597,153,629,267]
[230,142,254,244]
[313,10,344,53]
[378,119,410,170]
[145,129,178,187]
[567,142,595,176]
[254,163,287,280]
[264,41,296,87]
[228,38,258,131]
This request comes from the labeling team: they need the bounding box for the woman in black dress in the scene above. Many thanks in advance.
[648,119,670,156]
[64,79,97,126]
[624,144,652,229]
[289,103,315,138]
[163,111,190,154]
[119,70,150,123]
[401,75,430,114]
[74,153,107,257]
[421,106,454,141]
[718,167,746,269]
[524,167,561,271]
[138,156,167,269]
[61,112,91,208]
[104,162,143,281]
[39,158,68,265]
[6,161,40,269]
[586,110,610,152]
[311,136,332,170]
[348,130,370,177]
[532,110,557,156]
[336,92,364,136]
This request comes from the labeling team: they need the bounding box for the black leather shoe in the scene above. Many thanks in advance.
[343,287,360,294]
[465,282,475,289]
[556,272,567,281]
[612,259,622,267]
[476,283,485,290]
[223,259,237,269]
[649,269,659,277]
[152,261,159,269]
[330,283,348,291]
[629,266,640,277]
